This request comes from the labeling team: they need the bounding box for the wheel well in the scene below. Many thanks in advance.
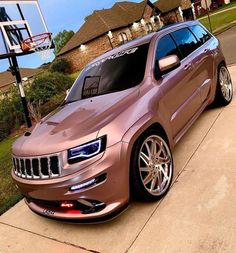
[132,122,169,148]
[145,123,168,143]
[129,122,171,199]
[218,60,226,69]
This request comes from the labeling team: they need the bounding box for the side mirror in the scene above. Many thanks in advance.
[158,55,180,74]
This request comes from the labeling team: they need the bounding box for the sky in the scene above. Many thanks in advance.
[0,0,153,72]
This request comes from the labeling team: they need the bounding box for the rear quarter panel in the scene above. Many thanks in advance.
[208,36,226,104]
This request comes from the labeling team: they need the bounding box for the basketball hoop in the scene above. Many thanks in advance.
[21,32,53,61]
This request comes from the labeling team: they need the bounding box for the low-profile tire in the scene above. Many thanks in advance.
[130,130,173,201]
[214,65,233,106]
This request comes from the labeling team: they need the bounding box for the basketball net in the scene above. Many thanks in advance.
[21,33,53,61]
[33,36,52,61]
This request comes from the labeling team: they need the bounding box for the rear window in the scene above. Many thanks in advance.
[66,43,149,103]
[190,25,211,45]
[171,28,199,59]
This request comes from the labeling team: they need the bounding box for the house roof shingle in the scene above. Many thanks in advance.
[154,0,182,14]
[0,68,41,93]
[58,0,160,56]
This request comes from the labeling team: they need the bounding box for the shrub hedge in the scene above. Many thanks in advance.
[50,58,72,74]
[0,71,75,141]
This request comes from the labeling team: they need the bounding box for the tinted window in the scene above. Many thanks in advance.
[154,35,180,78]
[156,34,180,60]
[66,44,149,102]
[171,28,199,59]
[190,25,211,45]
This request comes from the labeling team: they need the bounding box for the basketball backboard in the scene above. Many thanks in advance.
[0,0,53,60]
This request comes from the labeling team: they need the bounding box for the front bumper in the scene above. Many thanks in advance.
[12,141,130,222]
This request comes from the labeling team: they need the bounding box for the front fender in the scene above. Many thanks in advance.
[121,112,172,154]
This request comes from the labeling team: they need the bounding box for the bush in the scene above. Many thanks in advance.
[0,71,74,141]
[27,72,74,120]
[40,93,67,116]
[0,87,25,141]
[50,58,72,74]
[28,72,74,104]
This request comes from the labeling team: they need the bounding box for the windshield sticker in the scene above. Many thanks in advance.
[86,47,139,71]
[82,76,100,99]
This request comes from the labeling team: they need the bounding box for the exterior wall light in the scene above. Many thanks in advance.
[80,44,86,51]
[107,31,113,38]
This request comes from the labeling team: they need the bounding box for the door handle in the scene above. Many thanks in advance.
[184,63,192,71]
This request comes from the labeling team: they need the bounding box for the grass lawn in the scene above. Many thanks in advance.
[199,1,236,18]
[199,8,236,32]
[0,136,22,215]
[0,71,82,215]
[215,1,236,12]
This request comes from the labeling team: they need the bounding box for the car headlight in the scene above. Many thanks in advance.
[68,136,106,164]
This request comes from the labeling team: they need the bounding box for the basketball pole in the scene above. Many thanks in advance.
[204,0,212,33]
[10,55,32,128]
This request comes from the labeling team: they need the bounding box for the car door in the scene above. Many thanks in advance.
[155,29,202,139]
[189,25,215,103]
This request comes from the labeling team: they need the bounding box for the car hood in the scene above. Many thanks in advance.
[12,87,139,156]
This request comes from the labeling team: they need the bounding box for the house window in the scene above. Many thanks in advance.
[182,8,194,21]
[118,32,128,44]
[146,23,153,33]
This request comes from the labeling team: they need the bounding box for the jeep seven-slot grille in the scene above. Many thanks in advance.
[12,155,61,179]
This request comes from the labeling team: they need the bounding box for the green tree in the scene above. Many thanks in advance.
[53,30,75,55]
[50,58,72,74]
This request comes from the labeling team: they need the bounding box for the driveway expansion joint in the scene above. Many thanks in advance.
[125,106,225,253]
[0,221,100,253]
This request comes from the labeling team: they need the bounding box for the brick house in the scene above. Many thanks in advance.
[193,0,228,16]
[57,0,194,72]
[0,68,41,95]
[155,0,195,24]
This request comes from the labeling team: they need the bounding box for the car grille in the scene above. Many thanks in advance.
[12,155,61,179]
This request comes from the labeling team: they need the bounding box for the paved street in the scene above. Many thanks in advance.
[0,65,236,253]
[217,25,236,65]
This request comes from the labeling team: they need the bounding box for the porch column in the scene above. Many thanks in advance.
[191,3,196,19]
[157,14,164,28]
[178,6,184,21]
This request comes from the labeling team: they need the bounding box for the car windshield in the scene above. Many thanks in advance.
[65,43,149,103]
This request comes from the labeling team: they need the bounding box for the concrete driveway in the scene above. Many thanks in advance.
[1,66,236,253]
[217,25,236,65]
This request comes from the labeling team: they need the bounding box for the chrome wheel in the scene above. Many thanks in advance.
[138,135,172,196]
[219,66,233,102]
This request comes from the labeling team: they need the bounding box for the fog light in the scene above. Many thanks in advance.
[70,178,96,191]
[61,202,74,208]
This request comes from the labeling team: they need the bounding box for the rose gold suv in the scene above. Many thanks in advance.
[12,21,233,222]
